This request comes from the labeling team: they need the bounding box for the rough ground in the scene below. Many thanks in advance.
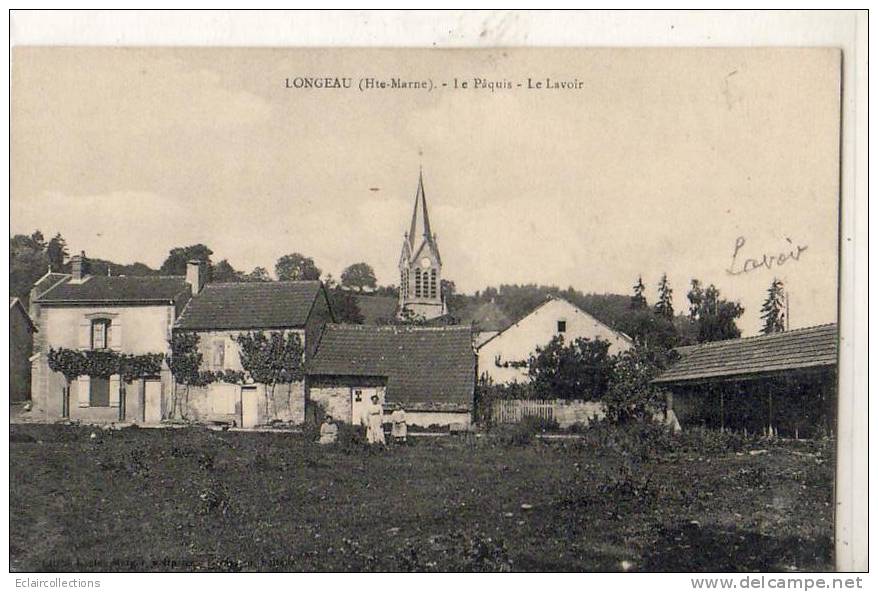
[9,424,834,572]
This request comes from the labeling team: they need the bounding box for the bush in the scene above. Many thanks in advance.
[303,400,328,442]
[335,423,369,453]
[492,415,559,446]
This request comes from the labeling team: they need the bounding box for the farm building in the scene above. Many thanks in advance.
[653,323,838,438]
[9,297,36,403]
[307,324,476,428]
[477,296,633,385]
[173,277,333,428]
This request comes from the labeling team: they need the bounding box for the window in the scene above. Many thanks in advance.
[212,340,225,369]
[90,376,110,407]
[430,269,437,298]
[415,270,422,297]
[557,320,567,333]
[91,319,111,350]
[400,270,407,298]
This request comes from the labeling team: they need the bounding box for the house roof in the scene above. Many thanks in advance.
[30,272,69,299]
[478,295,632,348]
[454,300,512,332]
[354,294,399,325]
[175,281,323,330]
[653,323,838,385]
[308,324,475,411]
[34,274,190,304]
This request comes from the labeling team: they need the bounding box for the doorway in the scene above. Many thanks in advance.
[144,380,162,424]
[241,386,259,428]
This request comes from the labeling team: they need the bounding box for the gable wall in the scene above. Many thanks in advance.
[477,299,633,384]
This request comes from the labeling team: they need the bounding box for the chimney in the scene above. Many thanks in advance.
[186,260,207,295]
[71,251,89,281]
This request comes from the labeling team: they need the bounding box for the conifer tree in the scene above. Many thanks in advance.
[654,273,674,320]
[687,278,704,320]
[630,275,647,310]
[760,278,786,334]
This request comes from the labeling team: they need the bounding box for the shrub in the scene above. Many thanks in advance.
[302,400,328,442]
[335,423,369,453]
[492,415,559,446]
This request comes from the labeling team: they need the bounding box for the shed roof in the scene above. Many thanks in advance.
[654,323,838,385]
[34,274,190,304]
[308,324,475,411]
[175,281,323,330]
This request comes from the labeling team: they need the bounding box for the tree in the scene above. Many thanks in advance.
[212,259,243,283]
[10,231,51,304]
[654,273,674,320]
[620,308,679,351]
[327,287,364,324]
[687,279,704,320]
[630,276,648,310]
[159,244,214,276]
[46,233,69,272]
[760,278,786,334]
[527,335,615,400]
[697,284,744,343]
[340,262,377,292]
[604,345,676,424]
[275,253,321,281]
[245,267,272,282]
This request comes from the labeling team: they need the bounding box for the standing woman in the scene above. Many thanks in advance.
[366,393,386,446]
[391,406,407,444]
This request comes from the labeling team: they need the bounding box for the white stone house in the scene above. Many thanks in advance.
[172,276,334,428]
[28,253,192,424]
[476,296,633,385]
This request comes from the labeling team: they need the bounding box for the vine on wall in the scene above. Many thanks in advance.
[47,348,164,381]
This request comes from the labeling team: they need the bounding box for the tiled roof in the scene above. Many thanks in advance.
[308,324,475,410]
[654,324,838,385]
[175,281,322,330]
[31,272,68,299]
[34,275,190,304]
[354,294,399,325]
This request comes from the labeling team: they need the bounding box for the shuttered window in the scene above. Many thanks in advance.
[91,319,111,350]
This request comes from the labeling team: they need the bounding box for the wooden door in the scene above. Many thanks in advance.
[144,380,163,424]
[241,386,259,428]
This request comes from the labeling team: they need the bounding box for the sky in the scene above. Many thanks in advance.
[11,48,840,336]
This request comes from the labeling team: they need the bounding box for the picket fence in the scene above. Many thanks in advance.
[491,399,556,424]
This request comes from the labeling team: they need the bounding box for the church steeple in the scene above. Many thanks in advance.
[408,169,433,248]
[398,168,446,321]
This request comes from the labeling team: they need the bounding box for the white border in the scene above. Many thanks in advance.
[4,8,869,581]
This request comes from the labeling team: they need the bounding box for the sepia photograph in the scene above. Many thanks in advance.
[6,10,868,579]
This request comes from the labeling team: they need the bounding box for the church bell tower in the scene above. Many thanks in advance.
[398,170,446,320]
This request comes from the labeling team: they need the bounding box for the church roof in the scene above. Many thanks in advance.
[406,170,441,265]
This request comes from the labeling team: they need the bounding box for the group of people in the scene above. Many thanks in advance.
[318,393,407,446]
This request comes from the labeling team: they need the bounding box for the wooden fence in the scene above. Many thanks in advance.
[491,399,555,424]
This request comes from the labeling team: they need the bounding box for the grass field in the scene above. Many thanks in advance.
[9,423,834,572]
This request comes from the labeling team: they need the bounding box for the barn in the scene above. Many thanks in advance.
[307,324,476,428]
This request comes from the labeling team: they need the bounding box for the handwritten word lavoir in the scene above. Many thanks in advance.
[725,236,809,275]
